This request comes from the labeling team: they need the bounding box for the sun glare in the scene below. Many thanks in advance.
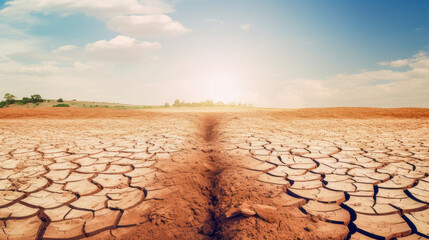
[202,71,243,104]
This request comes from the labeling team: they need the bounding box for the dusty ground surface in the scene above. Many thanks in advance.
[0,107,428,240]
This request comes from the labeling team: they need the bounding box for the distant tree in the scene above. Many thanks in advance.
[57,98,64,102]
[31,94,43,103]
[169,99,251,108]
[173,99,180,107]
[164,102,170,107]
[21,97,31,104]
[4,93,16,103]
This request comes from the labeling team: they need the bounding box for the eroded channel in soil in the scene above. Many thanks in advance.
[0,109,428,240]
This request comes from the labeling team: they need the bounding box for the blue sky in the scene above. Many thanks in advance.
[0,0,428,107]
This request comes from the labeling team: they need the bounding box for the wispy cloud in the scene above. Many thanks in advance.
[2,35,162,75]
[240,24,251,31]
[85,35,161,61]
[0,0,173,20]
[255,51,429,108]
[107,15,191,38]
[51,45,79,54]
[204,18,224,24]
[378,58,410,68]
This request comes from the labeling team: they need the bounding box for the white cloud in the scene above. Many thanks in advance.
[51,45,79,53]
[240,24,251,31]
[86,35,160,51]
[17,62,62,74]
[0,0,191,39]
[0,23,28,37]
[73,61,104,71]
[204,18,224,24]
[85,35,161,61]
[378,59,410,68]
[0,60,62,75]
[0,35,161,78]
[107,15,192,38]
[263,51,429,108]
[0,24,43,56]
[0,0,173,20]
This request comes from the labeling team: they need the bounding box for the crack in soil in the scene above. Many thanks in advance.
[204,154,223,238]
[115,114,229,239]
[6,111,424,239]
[200,114,224,238]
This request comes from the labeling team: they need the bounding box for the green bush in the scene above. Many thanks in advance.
[52,104,70,107]
[57,98,64,102]
[31,94,43,103]
[21,97,31,104]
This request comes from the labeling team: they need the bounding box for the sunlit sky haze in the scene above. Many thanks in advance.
[0,0,428,107]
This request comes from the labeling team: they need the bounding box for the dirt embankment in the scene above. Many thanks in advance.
[1,107,428,120]
[0,108,160,119]
[267,107,429,119]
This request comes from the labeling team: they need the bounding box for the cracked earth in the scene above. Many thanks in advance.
[0,108,428,240]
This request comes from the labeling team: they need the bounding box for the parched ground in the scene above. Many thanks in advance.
[0,107,428,240]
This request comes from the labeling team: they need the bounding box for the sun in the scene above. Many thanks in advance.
[201,71,244,104]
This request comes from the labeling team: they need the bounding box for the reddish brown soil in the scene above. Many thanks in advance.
[112,113,342,240]
[268,107,429,119]
[1,107,428,119]
[0,108,158,119]
[1,107,428,240]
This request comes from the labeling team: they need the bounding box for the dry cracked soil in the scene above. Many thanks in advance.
[0,107,428,240]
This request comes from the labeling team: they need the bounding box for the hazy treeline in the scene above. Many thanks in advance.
[0,93,44,108]
[0,93,252,109]
[0,93,69,108]
[167,99,252,107]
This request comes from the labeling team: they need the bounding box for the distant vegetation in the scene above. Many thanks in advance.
[0,93,252,109]
[0,93,43,108]
[169,99,252,107]
[52,104,70,107]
